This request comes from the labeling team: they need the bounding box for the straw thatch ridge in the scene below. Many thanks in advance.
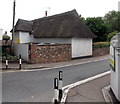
[13,9,95,38]
[13,19,33,32]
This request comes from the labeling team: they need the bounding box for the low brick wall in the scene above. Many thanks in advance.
[29,44,71,63]
[93,47,109,57]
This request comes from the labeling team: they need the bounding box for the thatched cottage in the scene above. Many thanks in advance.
[12,9,95,63]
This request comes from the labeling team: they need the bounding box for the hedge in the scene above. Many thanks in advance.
[0,53,19,62]
[93,42,110,49]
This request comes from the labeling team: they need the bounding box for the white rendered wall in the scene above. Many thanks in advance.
[14,32,93,59]
[13,32,20,43]
[31,33,71,44]
[32,37,71,44]
[0,29,3,40]
[13,43,29,61]
[72,38,92,58]
[18,32,71,44]
[13,32,32,43]
[19,32,31,43]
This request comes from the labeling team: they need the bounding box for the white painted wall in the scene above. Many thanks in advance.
[32,37,71,44]
[0,28,3,40]
[19,32,31,43]
[72,38,92,58]
[13,32,93,59]
[16,31,71,44]
[13,43,29,61]
[13,32,20,43]
[13,32,32,43]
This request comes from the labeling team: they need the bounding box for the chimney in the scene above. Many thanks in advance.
[45,11,47,17]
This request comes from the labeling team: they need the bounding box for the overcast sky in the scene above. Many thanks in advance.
[0,0,120,35]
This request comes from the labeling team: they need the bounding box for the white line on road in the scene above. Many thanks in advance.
[2,58,108,73]
[60,71,111,103]
[40,58,108,71]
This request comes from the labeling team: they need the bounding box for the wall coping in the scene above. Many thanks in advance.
[30,43,71,46]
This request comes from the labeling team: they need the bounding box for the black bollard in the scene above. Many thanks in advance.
[19,54,22,70]
[54,78,58,104]
[59,71,63,101]
[6,56,8,70]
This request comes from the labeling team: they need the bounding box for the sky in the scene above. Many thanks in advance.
[0,0,120,35]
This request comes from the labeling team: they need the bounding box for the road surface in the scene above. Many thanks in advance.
[2,59,110,102]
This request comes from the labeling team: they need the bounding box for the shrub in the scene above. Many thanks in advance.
[2,35,10,40]
[107,31,118,42]
[0,53,19,62]
[93,42,110,49]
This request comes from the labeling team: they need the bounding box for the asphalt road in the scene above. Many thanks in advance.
[2,59,110,102]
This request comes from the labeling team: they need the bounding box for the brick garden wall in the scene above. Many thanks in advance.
[29,44,71,63]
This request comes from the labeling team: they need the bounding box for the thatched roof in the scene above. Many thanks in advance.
[13,9,95,38]
[13,19,33,32]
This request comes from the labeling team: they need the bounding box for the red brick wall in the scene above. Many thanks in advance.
[29,44,71,63]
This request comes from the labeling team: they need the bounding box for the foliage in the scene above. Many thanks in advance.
[104,11,120,32]
[85,17,108,42]
[79,15,85,22]
[107,31,118,42]
[0,53,19,61]
[80,11,120,42]
[93,42,110,49]
[2,35,10,40]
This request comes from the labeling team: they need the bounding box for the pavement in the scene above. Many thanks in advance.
[65,73,110,103]
[62,72,119,103]
[1,55,108,72]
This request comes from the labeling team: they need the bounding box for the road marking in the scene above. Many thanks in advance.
[40,58,108,71]
[60,71,111,103]
[2,58,108,73]
[62,71,110,90]
[1,70,22,73]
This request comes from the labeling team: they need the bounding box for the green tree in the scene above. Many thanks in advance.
[2,31,10,44]
[104,11,120,32]
[2,35,10,41]
[107,31,118,42]
[85,17,108,42]
[79,15,85,22]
